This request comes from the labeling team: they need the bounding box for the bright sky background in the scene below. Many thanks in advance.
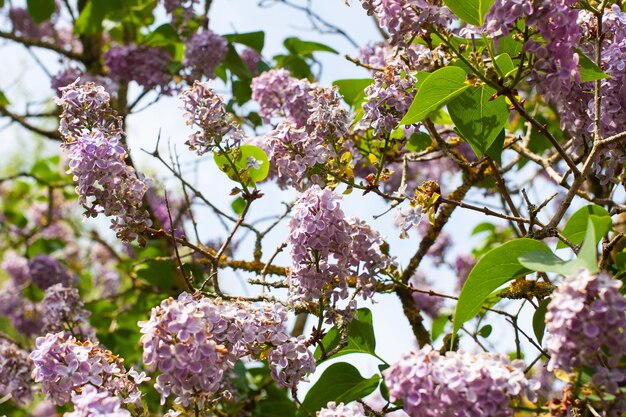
[0,0,544,392]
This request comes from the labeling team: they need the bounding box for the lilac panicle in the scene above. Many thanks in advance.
[41,284,95,340]
[0,339,33,404]
[56,80,152,243]
[104,44,172,92]
[317,402,366,417]
[181,81,244,155]
[545,269,626,393]
[184,30,228,80]
[384,345,539,417]
[28,254,72,290]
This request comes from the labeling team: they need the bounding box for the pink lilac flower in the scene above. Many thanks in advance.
[317,402,366,417]
[56,81,152,243]
[268,335,315,390]
[181,81,244,154]
[287,186,393,311]
[104,45,172,92]
[545,269,626,394]
[240,48,262,75]
[409,271,442,319]
[384,345,539,417]
[139,292,313,406]
[359,0,453,45]
[28,254,72,290]
[64,385,130,417]
[41,284,95,340]
[30,333,143,406]
[0,339,33,404]
[184,30,228,80]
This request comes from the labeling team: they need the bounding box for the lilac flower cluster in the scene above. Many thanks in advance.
[317,402,366,417]
[1,251,29,285]
[41,284,95,340]
[485,0,580,99]
[362,64,417,135]
[0,339,33,404]
[359,41,443,73]
[184,30,228,81]
[164,0,198,24]
[104,45,172,91]
[30,332,144,407]
[56,81,152,243]
[252,69,349,189]
[9,7,55,41]
[240,48,262,75]
[28,254,72,290]
[545,269,626,393]
[268,335,316,390]
[555,6,626,182]
[181,81,244,154]
[65,385,130,417]
[139,292,314,406]
[0,281,42,337]
[409,271,442,319]
[454,254,476,291]
[384,345,539,417]
[287,186,392,308]
[359,0,453,45]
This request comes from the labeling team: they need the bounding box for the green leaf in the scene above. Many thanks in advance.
[405,132,432,153]
[314,308,377,361]
[431,314,448,341]
[443,0,495,26]
[401,66,470,125]
[478,324,492,338]
[143,24,180,47]
[493,53,515,76]
[75,0,117,35]
[472,222,496,235]
[448,84,509,156]
[332,78,372,107]
[533,299,549,344]
[453,239,551,334]
[576,49,611,82]
[300,363,380,416]
[556,204,612,249]
[27,0,55,23]
[0,90,9,107]
[223,44,253,80]
[214,145,270,186]
[224,31,265,52]
[577,219,599,273]
[518,251,581,275]
[231,197,246,215]
[284,37,338,55]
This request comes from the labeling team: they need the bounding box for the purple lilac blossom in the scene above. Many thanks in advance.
[1,252,30,285]
[9,7,55,40]
[30,332,144,406]
[287,186,393,309]
[28,254,72,290]
[0,281,42,337]
[409,271,442,319]
[240,48,262,75]
[51,67,117,97]
[139,292,312,406]
[252,69,311,125]
[181,81,244,154]
[41,284,95,340]
[268,335,316,390]
[317,402,366,417]
[0,339,33,404]
[359,0,453,45]
[184,30,227,80]
[545,269,626,394]
[252,70,349,189]
[361,64,417,135]
[56,81,152,243]
[104,45,172,92]
[64,385,130,417]
[454,253,476,291]
[384,345,539,417]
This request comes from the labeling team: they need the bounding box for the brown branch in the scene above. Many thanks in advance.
[0,105,61,141]
[0,30,83,61]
